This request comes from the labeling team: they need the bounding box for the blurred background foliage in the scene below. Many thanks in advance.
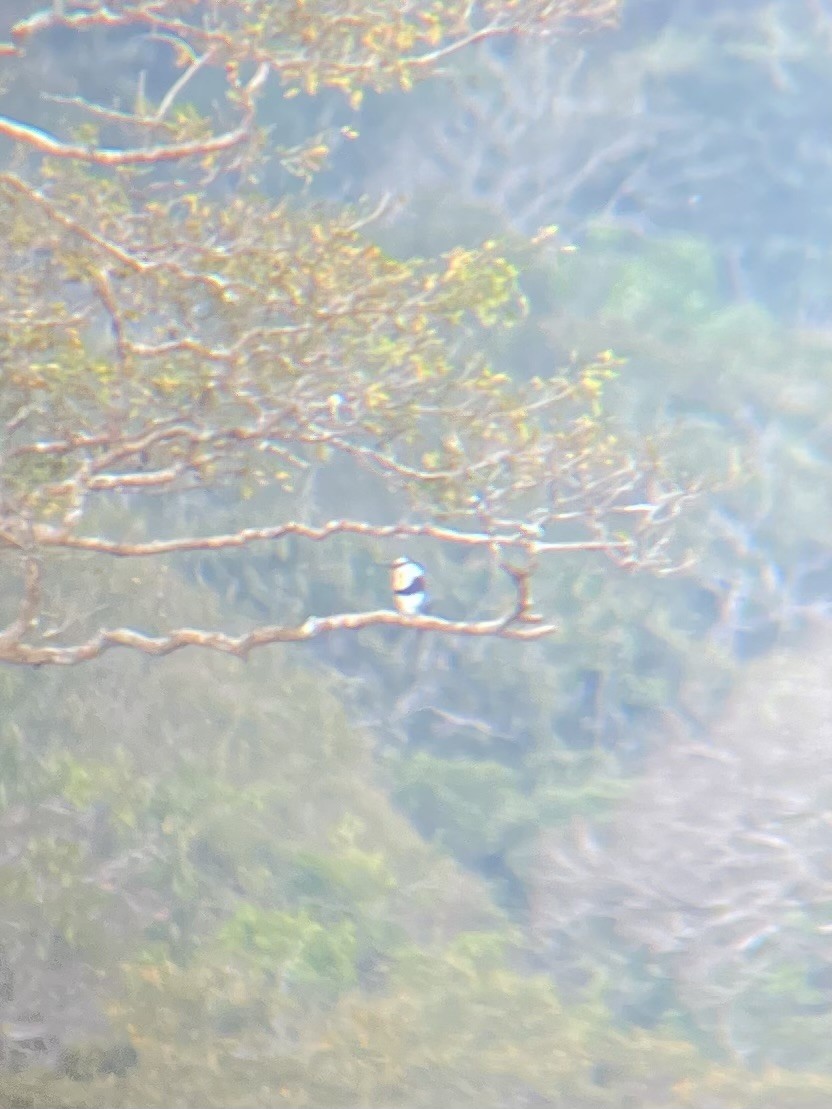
[3,0,832,1105]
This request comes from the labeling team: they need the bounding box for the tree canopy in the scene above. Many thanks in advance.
[0,0,696,667]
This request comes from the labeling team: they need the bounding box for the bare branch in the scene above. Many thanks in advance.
[0,63,267,165]
[0,607,559,668]
[19,518,634,560]
[153,45,217,122]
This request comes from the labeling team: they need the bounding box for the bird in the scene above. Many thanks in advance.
[389,557,429,616]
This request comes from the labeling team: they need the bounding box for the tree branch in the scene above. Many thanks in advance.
[0,63,267,165]
[20,517,634,560]
[0,606,558,668]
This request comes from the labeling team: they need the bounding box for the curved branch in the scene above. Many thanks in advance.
[0,607,559,668]
[0,60,267,165]
[23,518,631,559]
